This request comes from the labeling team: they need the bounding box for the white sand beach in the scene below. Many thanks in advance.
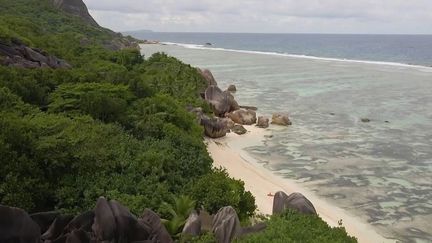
[206,125,393,243]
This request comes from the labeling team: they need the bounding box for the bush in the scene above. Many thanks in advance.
[236,210,357,243]
[188,168,256,220]
[48,82,135,123]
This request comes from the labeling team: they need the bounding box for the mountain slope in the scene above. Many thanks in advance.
[52,0,99,27]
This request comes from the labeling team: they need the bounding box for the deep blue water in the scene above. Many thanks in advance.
[125,32,432,67]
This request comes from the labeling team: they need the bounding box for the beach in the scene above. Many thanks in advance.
[206,125,392,243]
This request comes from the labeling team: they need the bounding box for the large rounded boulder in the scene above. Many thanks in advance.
[272,191,317,215]
[201,116,228,138]
[227,109,257,125]
[205,86,239,116]
[212,206,242,243]
[0,205,41,243]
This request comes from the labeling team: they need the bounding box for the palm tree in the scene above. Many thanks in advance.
[161,195,196,238]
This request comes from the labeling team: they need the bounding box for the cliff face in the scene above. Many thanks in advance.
[52,0,99,27]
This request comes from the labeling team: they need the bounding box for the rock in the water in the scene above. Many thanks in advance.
[140,209,173,243]
[198,68,218,87]
[361,118,371,123]
[182,210,201,236]
[272,191,317,215]
[256,116,269,128]
[227,84,237,92]
[201,116,228,138]
[0,205,41,243]
[271,113,292,126]
[212,206,242,243]
[239,105,258,111]
[227,109,257,125]
[232,124,247,135]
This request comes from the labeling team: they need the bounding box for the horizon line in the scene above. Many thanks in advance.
[121,30,432,36]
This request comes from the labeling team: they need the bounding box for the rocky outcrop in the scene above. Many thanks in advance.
[201,116,228,138]
[212,207,242,243]
[52,0,99,27]
[271,113,292,126]
[1,201,270,243]
[232,124,247,135]
[272,191,317,215]
[227,109,257,125]
[205,85,239,117]
[198,68,218,87]
[257,116,269,128]
[0,40,72,69]
[0,197,173,243]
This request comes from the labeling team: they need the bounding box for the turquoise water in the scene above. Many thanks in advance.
[140,44,432,242]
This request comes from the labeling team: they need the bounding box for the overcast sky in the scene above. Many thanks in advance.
[84,0,432,34]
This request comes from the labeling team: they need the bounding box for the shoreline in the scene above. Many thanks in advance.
[206,125,393,243]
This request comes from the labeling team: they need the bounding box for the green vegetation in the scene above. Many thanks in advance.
[161,195,196,238]
[236,210,357,243]
[0,0,254,218]
[0,0,357,242]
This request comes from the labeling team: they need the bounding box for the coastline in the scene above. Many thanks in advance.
[158,42,432,72]
[206,125,393,243]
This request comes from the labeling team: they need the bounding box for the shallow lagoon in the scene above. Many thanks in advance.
[140,44,432,242]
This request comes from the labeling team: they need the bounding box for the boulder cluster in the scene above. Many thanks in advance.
[194,69,292,138]
[0,39,71,69]
[0,191,315,243]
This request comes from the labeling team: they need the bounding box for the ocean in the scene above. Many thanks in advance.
[127,32,432,67]
[135,33,432,242]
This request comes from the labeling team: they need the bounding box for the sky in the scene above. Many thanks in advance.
[84,0,432,34]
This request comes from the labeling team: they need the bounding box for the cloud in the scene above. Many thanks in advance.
[84,0,432,34]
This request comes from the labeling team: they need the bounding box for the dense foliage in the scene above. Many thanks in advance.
[236,210,357,243]
[0,0,255,218]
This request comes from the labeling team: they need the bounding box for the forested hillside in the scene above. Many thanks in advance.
[0,0,255,218]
